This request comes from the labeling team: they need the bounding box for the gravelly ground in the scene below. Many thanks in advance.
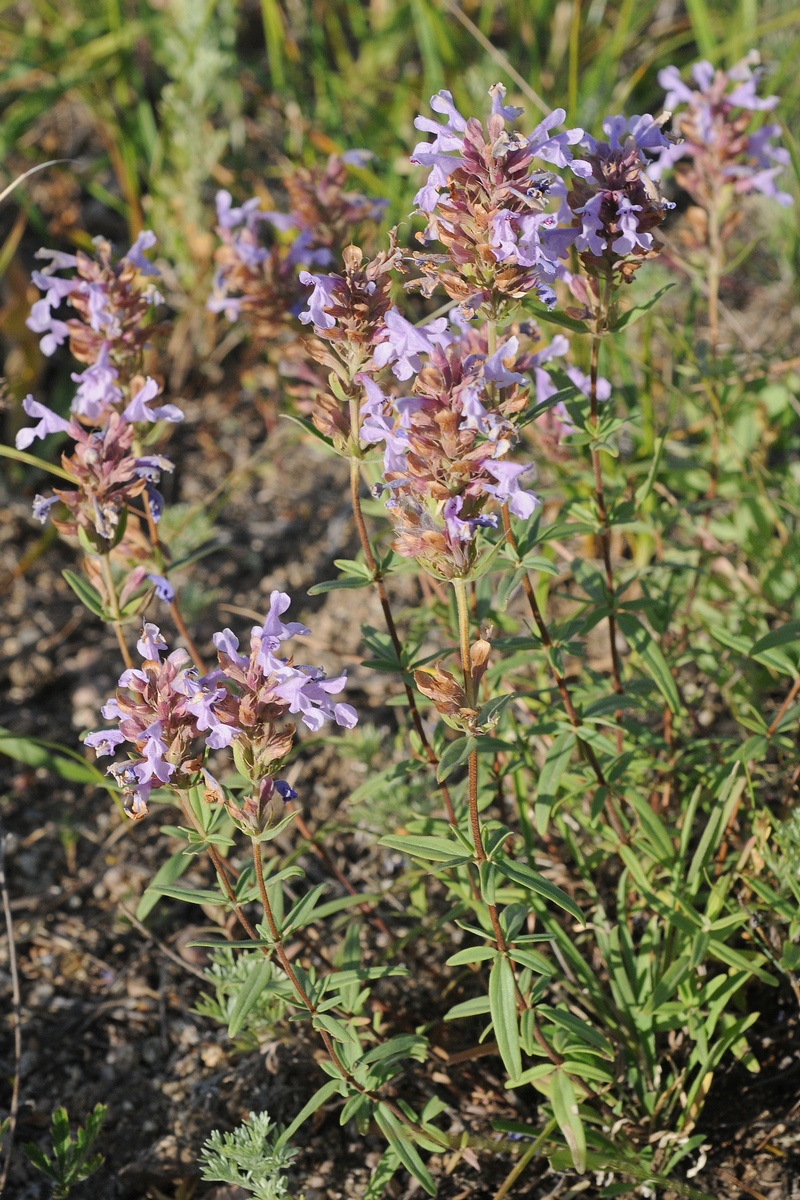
[2,398,800,1200]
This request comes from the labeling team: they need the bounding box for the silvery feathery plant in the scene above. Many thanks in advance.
[5,54,797,1200]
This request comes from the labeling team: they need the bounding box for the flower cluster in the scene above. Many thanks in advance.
[562,115,673,283]
[16,375,179,540]
[361,328,541,578]
[650,54,792,220]
[86,592,357,819]
[27,232,163,365]
[409,84,583,313]
[207,154,386,336]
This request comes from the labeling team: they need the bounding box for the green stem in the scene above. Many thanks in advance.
[100,552,133,670]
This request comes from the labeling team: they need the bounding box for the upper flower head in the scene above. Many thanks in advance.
[408,84,582,315]
[650,52,792,210]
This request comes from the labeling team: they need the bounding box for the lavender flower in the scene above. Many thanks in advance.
[373,311,452,380]
[122,378,184,424]
[651,53,792,209]
[15,397,74,450]
[147,574,175,603]
[70,345,123,419]
[26,235,163,366]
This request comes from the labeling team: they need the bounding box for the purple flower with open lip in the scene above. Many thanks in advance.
[84,729,126,756]
[26,299,71,356]
[126,230,159,276]
[481,460,539,519]
[15,396,74,450]
[612,197,651,255]
[259,590,311,649]
[122,378,184,424]
[135,722,175,785]
[146,574,175,603]
[484,337,527,387]
[274,666,358,731]
[298,272,338,329]
[215,190,267,233]
[212,628,250,670]
[373,310,451,380]
[442,495,498,544]
[137,622,168,662]
[32,495,59,524]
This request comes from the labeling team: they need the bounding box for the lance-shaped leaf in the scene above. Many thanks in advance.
[550,1068,586,1173]
[489,955,522,1082]
[618,613,680,715]
[496,859,584,925]
[374,1103,436,1196]
[228,958,275,1037]
[535,731,576,835]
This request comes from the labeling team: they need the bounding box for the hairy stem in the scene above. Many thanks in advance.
[707,202,722,358]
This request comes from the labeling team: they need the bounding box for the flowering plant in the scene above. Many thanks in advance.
[5,49,798,1200]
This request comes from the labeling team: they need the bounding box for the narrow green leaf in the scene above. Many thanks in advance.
[275,1079,343,1150]
[535,731,576,835]
[0,727,106,786]
[362,1148,401,1199]
[445,995,492,1021]
[446,945,496,966]
[618,614,680,715]
[436,735,476,781]
[489,955,522,1082]
[62,570,106,618]
[374,1104,435,1196]
[227,958,273,1037]
[611,282,675,331]
[148,884,229,907]
[136,851,190,921]
[379,833,472,863]
[496,859,585,925]
[550,1069,586,1173]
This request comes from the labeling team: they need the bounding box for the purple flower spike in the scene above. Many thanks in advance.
[15,396,73,450]
[122,378,184,424]
[147,574,175,604]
